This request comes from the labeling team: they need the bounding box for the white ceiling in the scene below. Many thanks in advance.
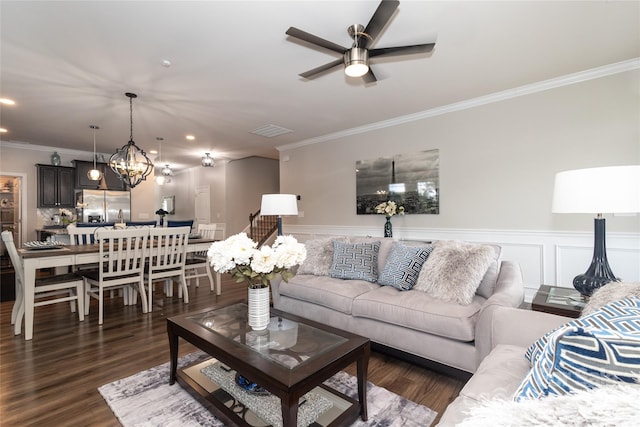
[1,1,639,172]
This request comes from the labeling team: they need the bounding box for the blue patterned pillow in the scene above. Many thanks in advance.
[378,243,433,290]
[329,241,380,283]
[525,296,640,365]
[514,325,640,401]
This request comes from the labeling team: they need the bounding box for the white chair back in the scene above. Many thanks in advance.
[67,223,111,245]
[197,223,217,239]
[148,226,190,273]
[94,228,148,280]
[1,231,24,290]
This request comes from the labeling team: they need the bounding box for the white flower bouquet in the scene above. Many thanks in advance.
[374,201,405,217]
[207,232,307,288]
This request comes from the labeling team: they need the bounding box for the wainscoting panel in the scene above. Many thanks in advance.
[286,225,640,303]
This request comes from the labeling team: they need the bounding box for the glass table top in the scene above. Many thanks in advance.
[188,303,348,370]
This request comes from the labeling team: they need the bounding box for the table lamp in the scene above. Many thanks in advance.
[552,165,640,296]
[260,194,298,235]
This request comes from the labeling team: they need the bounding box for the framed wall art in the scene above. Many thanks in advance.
[356,149,439,215]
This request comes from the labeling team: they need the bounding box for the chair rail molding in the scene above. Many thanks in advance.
[286,225,640,303]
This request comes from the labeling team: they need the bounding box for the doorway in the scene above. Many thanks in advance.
[0,174,24,301]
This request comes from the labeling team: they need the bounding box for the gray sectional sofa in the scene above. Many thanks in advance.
[271,236,525,374]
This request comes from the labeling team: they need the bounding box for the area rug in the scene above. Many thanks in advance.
[98,351,437,427]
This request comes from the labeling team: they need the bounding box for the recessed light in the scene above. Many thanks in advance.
[186,135,195,141]
[0,128,7,133]
[161,59,172,68]
[0,98,15,105]
[149,149,158,154]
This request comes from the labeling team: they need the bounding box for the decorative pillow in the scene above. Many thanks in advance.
[297,236,348,276]
[378,243,433,290]
[514,326,640,401]
[582,282,640,316]
[328,241,380,283]
[413,240,495,305]
[525,296,640,365]
[475,244,502,299]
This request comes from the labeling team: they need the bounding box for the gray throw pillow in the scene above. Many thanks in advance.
[378,243,433,290]
[329,241,380,283]
[414,240,495,305]
[297,236,347,276]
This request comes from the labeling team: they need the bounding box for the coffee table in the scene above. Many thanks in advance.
[167,302,370,427]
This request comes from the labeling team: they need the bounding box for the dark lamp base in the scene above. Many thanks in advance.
[573,274,619,297]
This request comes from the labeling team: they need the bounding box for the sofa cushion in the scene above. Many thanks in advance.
[329,241,380,283]
[278,274,380,315]
[378,243,433,290]
[514,326,640,401]
[414,240,495,305]
[475,244,502,299]
[348,236,394,274]
[297,236,348,276]
[526,296,640,365]
[352,286,485,341]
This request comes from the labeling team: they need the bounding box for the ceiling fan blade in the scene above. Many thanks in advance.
[299,58,344,79]
[362,68,377,84]
[369,43,436,58]
[286,27,347,54]
[360,0,400,48]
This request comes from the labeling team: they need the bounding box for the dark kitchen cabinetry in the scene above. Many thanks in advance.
[37,165,75,208]
[74,160,126,191]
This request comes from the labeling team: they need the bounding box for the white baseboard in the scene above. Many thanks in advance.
[284,225,640,303]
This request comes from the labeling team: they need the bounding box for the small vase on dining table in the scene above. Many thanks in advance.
[247,284,270,331]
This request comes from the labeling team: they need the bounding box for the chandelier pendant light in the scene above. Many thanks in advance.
[202,152,214,167]
[155,137,172,186]
[87,125,103,181]
[109,92,153,189]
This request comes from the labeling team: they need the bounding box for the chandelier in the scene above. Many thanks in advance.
[155,137,172,185]
[109,92,153,189]
[202,153,214,167]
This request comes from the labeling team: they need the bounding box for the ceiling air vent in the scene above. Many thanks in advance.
[250,124,293,138]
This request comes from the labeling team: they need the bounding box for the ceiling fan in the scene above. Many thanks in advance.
[285,0,435,83]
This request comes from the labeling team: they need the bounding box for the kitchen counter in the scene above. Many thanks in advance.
[36,227,68,242]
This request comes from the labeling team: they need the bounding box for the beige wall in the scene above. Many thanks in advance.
[279,69,640,234]
[225,157,280,236]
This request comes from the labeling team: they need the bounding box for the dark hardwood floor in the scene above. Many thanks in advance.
[0,277,465,426]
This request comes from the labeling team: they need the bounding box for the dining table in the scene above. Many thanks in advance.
[16,237,217,340]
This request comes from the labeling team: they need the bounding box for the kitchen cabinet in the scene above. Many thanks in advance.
[74,160,126,191]
[37,165,75,208]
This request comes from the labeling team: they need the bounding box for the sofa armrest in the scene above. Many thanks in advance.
[475,306,570,364]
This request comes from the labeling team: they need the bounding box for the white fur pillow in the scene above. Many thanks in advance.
[581,282,640,316]
[457,383,640,427]
[414,240,495,305]
[297,236,347,276]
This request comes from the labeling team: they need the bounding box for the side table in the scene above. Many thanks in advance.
[531,285,586,318]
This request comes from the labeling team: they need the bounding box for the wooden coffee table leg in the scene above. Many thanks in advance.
[167,323,179,385]
[281,393,298,427]
[357,342,371,421]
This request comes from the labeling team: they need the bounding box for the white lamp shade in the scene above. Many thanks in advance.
[552,165,640,214]
[260,194,298,216]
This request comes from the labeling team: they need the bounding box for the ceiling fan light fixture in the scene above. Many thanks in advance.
[87,125,103,181]
[202,153,214,167]
[344,47,369,77]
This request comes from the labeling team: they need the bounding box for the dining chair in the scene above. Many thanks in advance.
[166,219,194,229]
[184,223,220,294]
[144,226,190,311]
[67,223,99,245]
[82,227,149,325]
[1,230,84,338]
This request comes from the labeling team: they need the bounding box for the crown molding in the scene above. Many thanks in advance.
[277,58,640,152]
